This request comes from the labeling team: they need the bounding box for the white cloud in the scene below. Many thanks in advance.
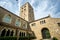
[0,1,12,7]
[0,1,13,11]
[53,12,60,18]
[30,0,60,20]
[0,0,19,14]
[32,0,49,20]
[15,10,19,16]
[0,1,6,6]
[30,0,35,5]
[0,0,60,20]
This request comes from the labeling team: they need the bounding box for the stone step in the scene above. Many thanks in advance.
[42,38,52,40]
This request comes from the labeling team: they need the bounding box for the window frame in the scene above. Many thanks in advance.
[31,23,36,26]
[40,20,46,24]
[3,14,12,24]
[23,23,27,29]
[57,23,60,26]
[15,19,21,27]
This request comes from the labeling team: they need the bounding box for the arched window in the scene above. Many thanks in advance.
[41,28,51,39]
[6,30,10,36]
[15,19,20,27]
[1,29,6,37]
[23,24,27,29]
[10,31,14,36]
[3,15,11,23]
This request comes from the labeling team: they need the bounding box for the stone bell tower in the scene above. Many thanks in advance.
[20,2,35,22]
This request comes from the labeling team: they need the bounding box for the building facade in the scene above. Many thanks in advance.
[0,2,60,40]
[0,6,34,40]
[30,16,60,40]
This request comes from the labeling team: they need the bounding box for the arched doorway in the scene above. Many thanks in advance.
[41,28,51,39]
[10,30,14,36]
[6,30,10,36]
[1,29,6,37]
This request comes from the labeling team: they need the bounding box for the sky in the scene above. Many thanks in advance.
[0,0,60,20]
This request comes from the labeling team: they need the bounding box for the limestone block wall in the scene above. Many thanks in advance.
[30,17,60,40]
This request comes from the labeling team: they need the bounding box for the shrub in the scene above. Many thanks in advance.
[0,36,17,40]
[53,37,58,40]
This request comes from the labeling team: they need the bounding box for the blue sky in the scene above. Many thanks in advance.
[0,0,60,20]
